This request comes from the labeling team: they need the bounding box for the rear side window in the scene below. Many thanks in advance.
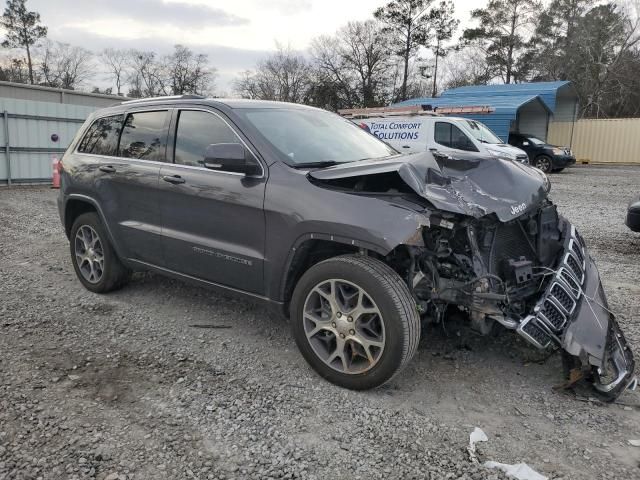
[118,110,168,161]
[174,110,239,167]
[77,115,123,156]
[434,122,478,152]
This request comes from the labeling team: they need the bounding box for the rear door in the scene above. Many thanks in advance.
[158,108,267,294]
[80,110,169,265]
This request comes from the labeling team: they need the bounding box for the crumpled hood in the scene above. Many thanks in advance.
[309,152,550,222]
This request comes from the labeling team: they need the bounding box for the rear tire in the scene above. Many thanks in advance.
[70,212,130,293]
[534,155,553,173]
[290,254,420,390]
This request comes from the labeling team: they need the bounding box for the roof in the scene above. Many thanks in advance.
[0,80,128,101]
[440,81,575,112]
[393,94,552,142]
[394,94,552,115]
[120,96,317,110]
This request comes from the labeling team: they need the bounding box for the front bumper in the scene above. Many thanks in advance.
[626,196,640,232]
[517,224,636,398]
[552,155,576,168]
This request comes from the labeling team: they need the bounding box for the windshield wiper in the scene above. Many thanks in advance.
[291,161,342,169]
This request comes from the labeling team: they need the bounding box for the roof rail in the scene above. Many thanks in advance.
[121,94,206,105]
[338,104,495,118]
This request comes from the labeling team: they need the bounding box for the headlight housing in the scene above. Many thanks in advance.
[552,148,564,156]
[487,149,516,162]
[542,172,551,192]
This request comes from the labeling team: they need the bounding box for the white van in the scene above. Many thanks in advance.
[344,110,529,163]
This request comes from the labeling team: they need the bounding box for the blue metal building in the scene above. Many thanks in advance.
[395,81,578,142]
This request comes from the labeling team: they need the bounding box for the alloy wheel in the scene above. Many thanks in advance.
[536,156,552,173]
[302,279,385,374]
[74,225,104,284]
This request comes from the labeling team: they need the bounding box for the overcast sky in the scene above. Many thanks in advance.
[29,0,476,94]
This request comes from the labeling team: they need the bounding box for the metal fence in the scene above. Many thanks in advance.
[0,99,99,184]
[548,118,640,164]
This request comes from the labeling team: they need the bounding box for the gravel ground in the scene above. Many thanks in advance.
[1,164,639,480]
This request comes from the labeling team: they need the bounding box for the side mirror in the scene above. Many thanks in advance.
[203,143,260,176]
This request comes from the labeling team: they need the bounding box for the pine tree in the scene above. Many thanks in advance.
[0,0,47,85]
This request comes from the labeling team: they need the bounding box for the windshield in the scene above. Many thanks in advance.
[527,136,546,145]
[464,120,503,144]
[238,108,397,166]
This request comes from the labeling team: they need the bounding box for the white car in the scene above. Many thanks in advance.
[357,115,529,163]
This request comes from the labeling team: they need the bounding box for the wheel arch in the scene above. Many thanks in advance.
[279,236,389,317]
[63,195,123,258]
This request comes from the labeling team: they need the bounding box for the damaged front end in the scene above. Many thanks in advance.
[310,152,636,400]
[411,209,636,400]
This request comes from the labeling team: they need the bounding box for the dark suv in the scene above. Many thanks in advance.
[58,96,635,398]
[508,132,576,173]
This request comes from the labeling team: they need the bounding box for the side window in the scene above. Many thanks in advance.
[434,122,452,146]
[77,115,123,156]
[434,122,478,152]
[174,110,240,167]
[118,110,168,161]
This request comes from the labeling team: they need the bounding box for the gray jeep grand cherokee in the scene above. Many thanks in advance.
[58,96,636,399]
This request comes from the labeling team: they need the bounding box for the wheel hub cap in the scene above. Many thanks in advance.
[74,225,104,284]
[302,279,385,374]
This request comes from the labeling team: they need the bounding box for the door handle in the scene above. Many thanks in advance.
[162,175,185,185]
[99,165,116,173]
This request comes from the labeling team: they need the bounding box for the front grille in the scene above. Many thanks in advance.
[539,299,566,331]
[565,253,584,284]
[570,239,584,264]
[559,268,580,296]
[517,225,585,349]
[518,317,552,348]
[550,283,576,314]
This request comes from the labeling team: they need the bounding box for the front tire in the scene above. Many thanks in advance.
[70,212,130,293]
[535,155,553,173]
[290,255,420,390]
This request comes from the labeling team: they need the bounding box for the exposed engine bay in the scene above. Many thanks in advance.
[310,152,636,400]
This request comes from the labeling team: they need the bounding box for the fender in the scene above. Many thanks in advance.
[63,193,127,261]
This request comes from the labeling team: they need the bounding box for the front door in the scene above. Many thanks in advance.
[432,120,480,157]
[159,109,266,295]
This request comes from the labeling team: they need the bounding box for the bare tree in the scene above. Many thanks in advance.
[234,44,311,103]
[310,34,357,107]
[165,44,216,95]
[0,0,47,84]
[310,21,393,108]
[340,21,394,106]
[126,50,168,97]
[38,41,94,89]
[100,48,128,95]
[440,46,492,89]
[0,53,30,83]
